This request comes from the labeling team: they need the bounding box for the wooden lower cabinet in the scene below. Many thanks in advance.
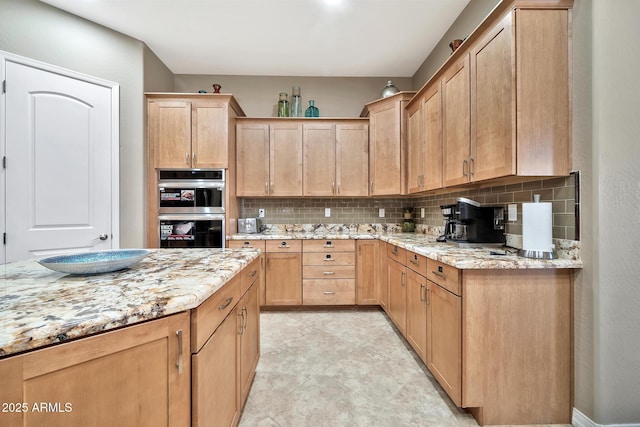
[265,240,302,305]
[378,240,389,310]
[0,313,191,427]
[387,258,407,335]
[239,282,260,408]
[406,268,428,363]
[356,240,379,305]
[302,240,355,305]
[426,280,462,406]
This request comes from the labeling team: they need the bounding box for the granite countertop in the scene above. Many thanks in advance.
[0,248,260,358]
[229,225,583,270]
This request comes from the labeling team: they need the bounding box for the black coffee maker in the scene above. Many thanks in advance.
[438,198,505,244]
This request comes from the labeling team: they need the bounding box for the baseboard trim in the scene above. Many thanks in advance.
[573,408,640,427]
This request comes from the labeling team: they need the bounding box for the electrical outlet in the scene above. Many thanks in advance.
[379,208,385,218]
[421,207,425,218]
[325,208,331,217]
[258,208,265,218]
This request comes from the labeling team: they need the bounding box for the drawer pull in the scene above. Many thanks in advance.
[323,241,334,248]
[431,270,446,280]
[323,255,334,261]
[243,241,251,246]
[249,270,258,278]
[176,329,183,374]
[323,291,336,295]
[323,271,335,275]
[409,258,420,266]
[279,242,290,248]
[218,296,234,310]
[420,283,426,302]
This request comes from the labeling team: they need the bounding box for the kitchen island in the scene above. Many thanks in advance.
[0,248,261,427]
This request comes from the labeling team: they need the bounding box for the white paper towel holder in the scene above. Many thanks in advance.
[518,194,557,259]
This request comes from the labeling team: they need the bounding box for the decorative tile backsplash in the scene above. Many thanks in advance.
[240,176,577,240]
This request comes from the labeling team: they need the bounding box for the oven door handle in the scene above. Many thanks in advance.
[158,214,226,221]
[158,181,225,189]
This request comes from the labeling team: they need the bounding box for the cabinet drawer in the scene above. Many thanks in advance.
[228,240,266,252]
[303,240,355,252]
[303,265,355,279]
[303,252,355,266]
[191,275,241,353]
[387,243,407,265]
[407,252,428,276]
[240,257,261,295]
[303,279,356,305]
[426,259,461,296]
[266,240,302,252]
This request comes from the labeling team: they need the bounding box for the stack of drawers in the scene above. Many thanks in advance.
[302,240,355,305]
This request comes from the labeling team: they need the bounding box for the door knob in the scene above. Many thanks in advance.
[98,234,109,241]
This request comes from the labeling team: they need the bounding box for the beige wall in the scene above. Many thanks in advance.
[174,75,412,118]
[0,0,147,248]
[591,0,640,423]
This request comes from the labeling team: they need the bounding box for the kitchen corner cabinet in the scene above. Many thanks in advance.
[0,312,191,427]
[303,122,369,197]
[406,82,442,193]
[147,94,244,169]
[362,92,416,196]
[356,240,379,305]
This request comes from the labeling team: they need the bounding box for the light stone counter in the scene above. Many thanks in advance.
[229,223,582,270]
[0,248,260,357]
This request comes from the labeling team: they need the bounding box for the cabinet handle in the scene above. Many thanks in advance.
[370,181,374,194]
[237,311,244,335]
[265,182,268,195]
[192,152,196,165]
[249,269,258,278]
[218,296,234,310]
[323,257,335,262]
[332,181,335,194]
[270,182,274,193]
[401,271,406,287]
[242,307,248,332]
[323,291,336,295]
[462,159,468,177]
[279,242,291,248]
[185,152,189,166]
[392,246,398,255]
[323,243,335,248]
[323,271,336,275]
[426,287,430,305]
[469,157,475,177]
[420,283,426,302]
[176,329,183,374]
[409,258,420,266]
[337,183,341,194]
[431,270,446,280]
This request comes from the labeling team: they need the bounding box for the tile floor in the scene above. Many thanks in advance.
[238,309,572,427]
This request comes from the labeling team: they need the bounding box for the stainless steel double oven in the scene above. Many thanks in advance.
[157,169,225,248]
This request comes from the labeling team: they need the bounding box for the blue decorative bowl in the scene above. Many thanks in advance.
[37,249,151,275]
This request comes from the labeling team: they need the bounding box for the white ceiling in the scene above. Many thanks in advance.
[39,0,470,77]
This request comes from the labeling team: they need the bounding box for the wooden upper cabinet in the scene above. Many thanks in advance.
[364,92,415,196]
[303,124,336,196]
[407,82,442,194]
[270,123,303,197]
[336,123,369,196]
[442,54,471,188]
[515,8,570,176]
[236,123,270,197]
[471,12,516,182]
[147,94,244,169]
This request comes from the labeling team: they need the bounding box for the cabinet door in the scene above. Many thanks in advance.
[442,54,471,187]
[406,100,423,194]
[378,240,389,310]
[149,100,192,168]
[471,12,516,182]
[239,282,260,407]
[427,281,462,407]
[192,102,228,168]
[336,123,369,196]
[356,240,379,305]
[303,124,336,196]
[387,258,407,335]
[422,83,443,191]
[192,309,239,427]
[1,313,191,427]
[406,269,428,363]
[265,253,302,305]
[270,123,303,196]
[369,102,401,195]
[236,123,270,197]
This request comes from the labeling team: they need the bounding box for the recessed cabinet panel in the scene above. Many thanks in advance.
[270,124,303,197]
[236,124,270,197]
[303,124,336,196]
[336,123,369,196]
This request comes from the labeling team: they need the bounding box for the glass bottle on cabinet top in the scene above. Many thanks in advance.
[290,86,302,117]
[305,100,319,117]
[277,92,289,117]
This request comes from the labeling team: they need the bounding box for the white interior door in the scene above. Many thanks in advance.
[2,54,119,262]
